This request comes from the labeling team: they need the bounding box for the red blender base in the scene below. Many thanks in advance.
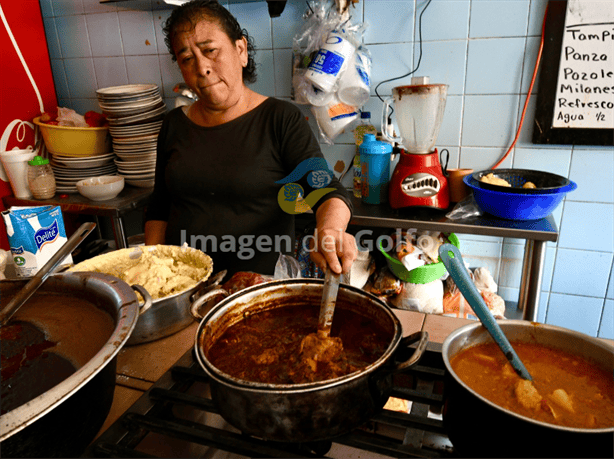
[389,149,450,210]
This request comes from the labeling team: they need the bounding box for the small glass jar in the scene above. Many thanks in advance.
[27,155,56,199]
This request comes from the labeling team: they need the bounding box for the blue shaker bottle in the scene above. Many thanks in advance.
[360,134,393,204]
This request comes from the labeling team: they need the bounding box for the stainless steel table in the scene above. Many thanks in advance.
[348,196,558,321]
[2,186,153,250]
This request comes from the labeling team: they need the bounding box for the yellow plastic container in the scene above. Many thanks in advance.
[33,116,111,157]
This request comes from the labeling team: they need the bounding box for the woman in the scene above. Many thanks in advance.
[145,0,356,277]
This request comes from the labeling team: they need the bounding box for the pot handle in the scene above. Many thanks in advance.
[393,331,429,373]
[189,269,227,303]
[131,284,153,315]
[190,288,229,320]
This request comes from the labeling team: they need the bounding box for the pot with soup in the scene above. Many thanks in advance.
[0,273,141,457]
[194,278,428,443]
[441,320,614,458]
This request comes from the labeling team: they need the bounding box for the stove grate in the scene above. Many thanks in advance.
[85,343,456,458]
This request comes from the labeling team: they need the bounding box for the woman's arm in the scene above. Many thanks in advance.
[311,197,357,274]
[145,220,168,245]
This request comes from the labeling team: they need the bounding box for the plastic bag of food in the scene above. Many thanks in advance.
[390,279,444,314]
[443,267,506,319]
[222,271,271,295]
[56,107,88,127]
[364,266,402,303]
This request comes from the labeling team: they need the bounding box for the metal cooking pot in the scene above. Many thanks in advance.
[441,320,614,458]
[0,272,141,457]
[126,269,225,345]
[194,279,429,443]
[69,245,217,345]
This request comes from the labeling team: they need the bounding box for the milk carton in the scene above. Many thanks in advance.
[2,205,73,277]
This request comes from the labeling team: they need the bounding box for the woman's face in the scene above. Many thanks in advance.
[173,18,247,111]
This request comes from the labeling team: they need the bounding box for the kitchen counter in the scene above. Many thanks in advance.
[94,310,473,440]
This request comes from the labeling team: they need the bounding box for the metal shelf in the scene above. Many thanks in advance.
[346,196,558,321]
[349,196,558,242]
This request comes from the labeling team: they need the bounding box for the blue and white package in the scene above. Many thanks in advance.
[2,205,73,277]
[304,31,356,93]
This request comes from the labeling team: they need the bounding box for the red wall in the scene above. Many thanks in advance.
[0,1,58,249]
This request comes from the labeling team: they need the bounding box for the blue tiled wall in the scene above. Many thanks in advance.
[39,0,613,338]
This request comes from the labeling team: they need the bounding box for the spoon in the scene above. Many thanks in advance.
[438,243,533,381]
[0,222,96,326]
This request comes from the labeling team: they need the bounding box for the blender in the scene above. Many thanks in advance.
[381,77,449,209]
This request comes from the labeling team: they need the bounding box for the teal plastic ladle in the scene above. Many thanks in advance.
[438,243,533,381]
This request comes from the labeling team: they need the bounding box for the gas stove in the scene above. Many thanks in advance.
[84,343,456,458]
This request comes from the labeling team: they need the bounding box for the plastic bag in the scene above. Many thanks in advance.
[56,107,88,127]
[445,194,483,220]
[442,267,506,319]
[310,97,358,145]
[0,249,8,280]
[221,271,271,295]
[391,279,444,314]
[274,253,303,279]
[348,248,374,289]
[292,0,369,144]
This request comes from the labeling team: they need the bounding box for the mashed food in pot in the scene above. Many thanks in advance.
[70,245,212,299]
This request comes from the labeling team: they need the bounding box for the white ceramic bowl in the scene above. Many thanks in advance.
[76,175,125,201]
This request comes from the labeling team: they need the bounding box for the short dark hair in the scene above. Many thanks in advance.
[163,0,257,83]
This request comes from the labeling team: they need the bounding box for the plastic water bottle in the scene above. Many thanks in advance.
[360,134,393,205]
[352,112,377,198]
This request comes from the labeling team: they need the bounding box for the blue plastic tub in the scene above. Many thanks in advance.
[464,175,577,221]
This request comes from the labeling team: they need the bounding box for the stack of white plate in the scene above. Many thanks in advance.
[51,153,118,193]
[96,84,166,188]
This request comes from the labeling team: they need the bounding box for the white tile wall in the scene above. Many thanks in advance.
[38,0,614,338]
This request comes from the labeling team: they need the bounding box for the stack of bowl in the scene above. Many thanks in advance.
[96,84,166,188]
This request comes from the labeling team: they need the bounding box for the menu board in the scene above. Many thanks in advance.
[552,0,614,129]
[533,0,614,145]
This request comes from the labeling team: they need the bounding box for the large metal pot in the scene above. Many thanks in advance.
[194,279,428,443]
[0,272,141,457]
[442,320,614,458]
[69,245,215,345]
[125,269,224,345]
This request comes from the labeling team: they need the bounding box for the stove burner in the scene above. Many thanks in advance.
[85,343,456,458]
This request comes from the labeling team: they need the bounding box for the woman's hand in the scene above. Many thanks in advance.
[310,198,357,274]
[310,227,357,274]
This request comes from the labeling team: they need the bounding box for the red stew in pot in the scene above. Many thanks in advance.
[450,341,614,429]
[206,304,393,384]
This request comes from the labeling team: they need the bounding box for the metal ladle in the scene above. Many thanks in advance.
[299,267,342,363]
[317,267,341,338]
[438,243,533,380]
[0,222,96,326]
